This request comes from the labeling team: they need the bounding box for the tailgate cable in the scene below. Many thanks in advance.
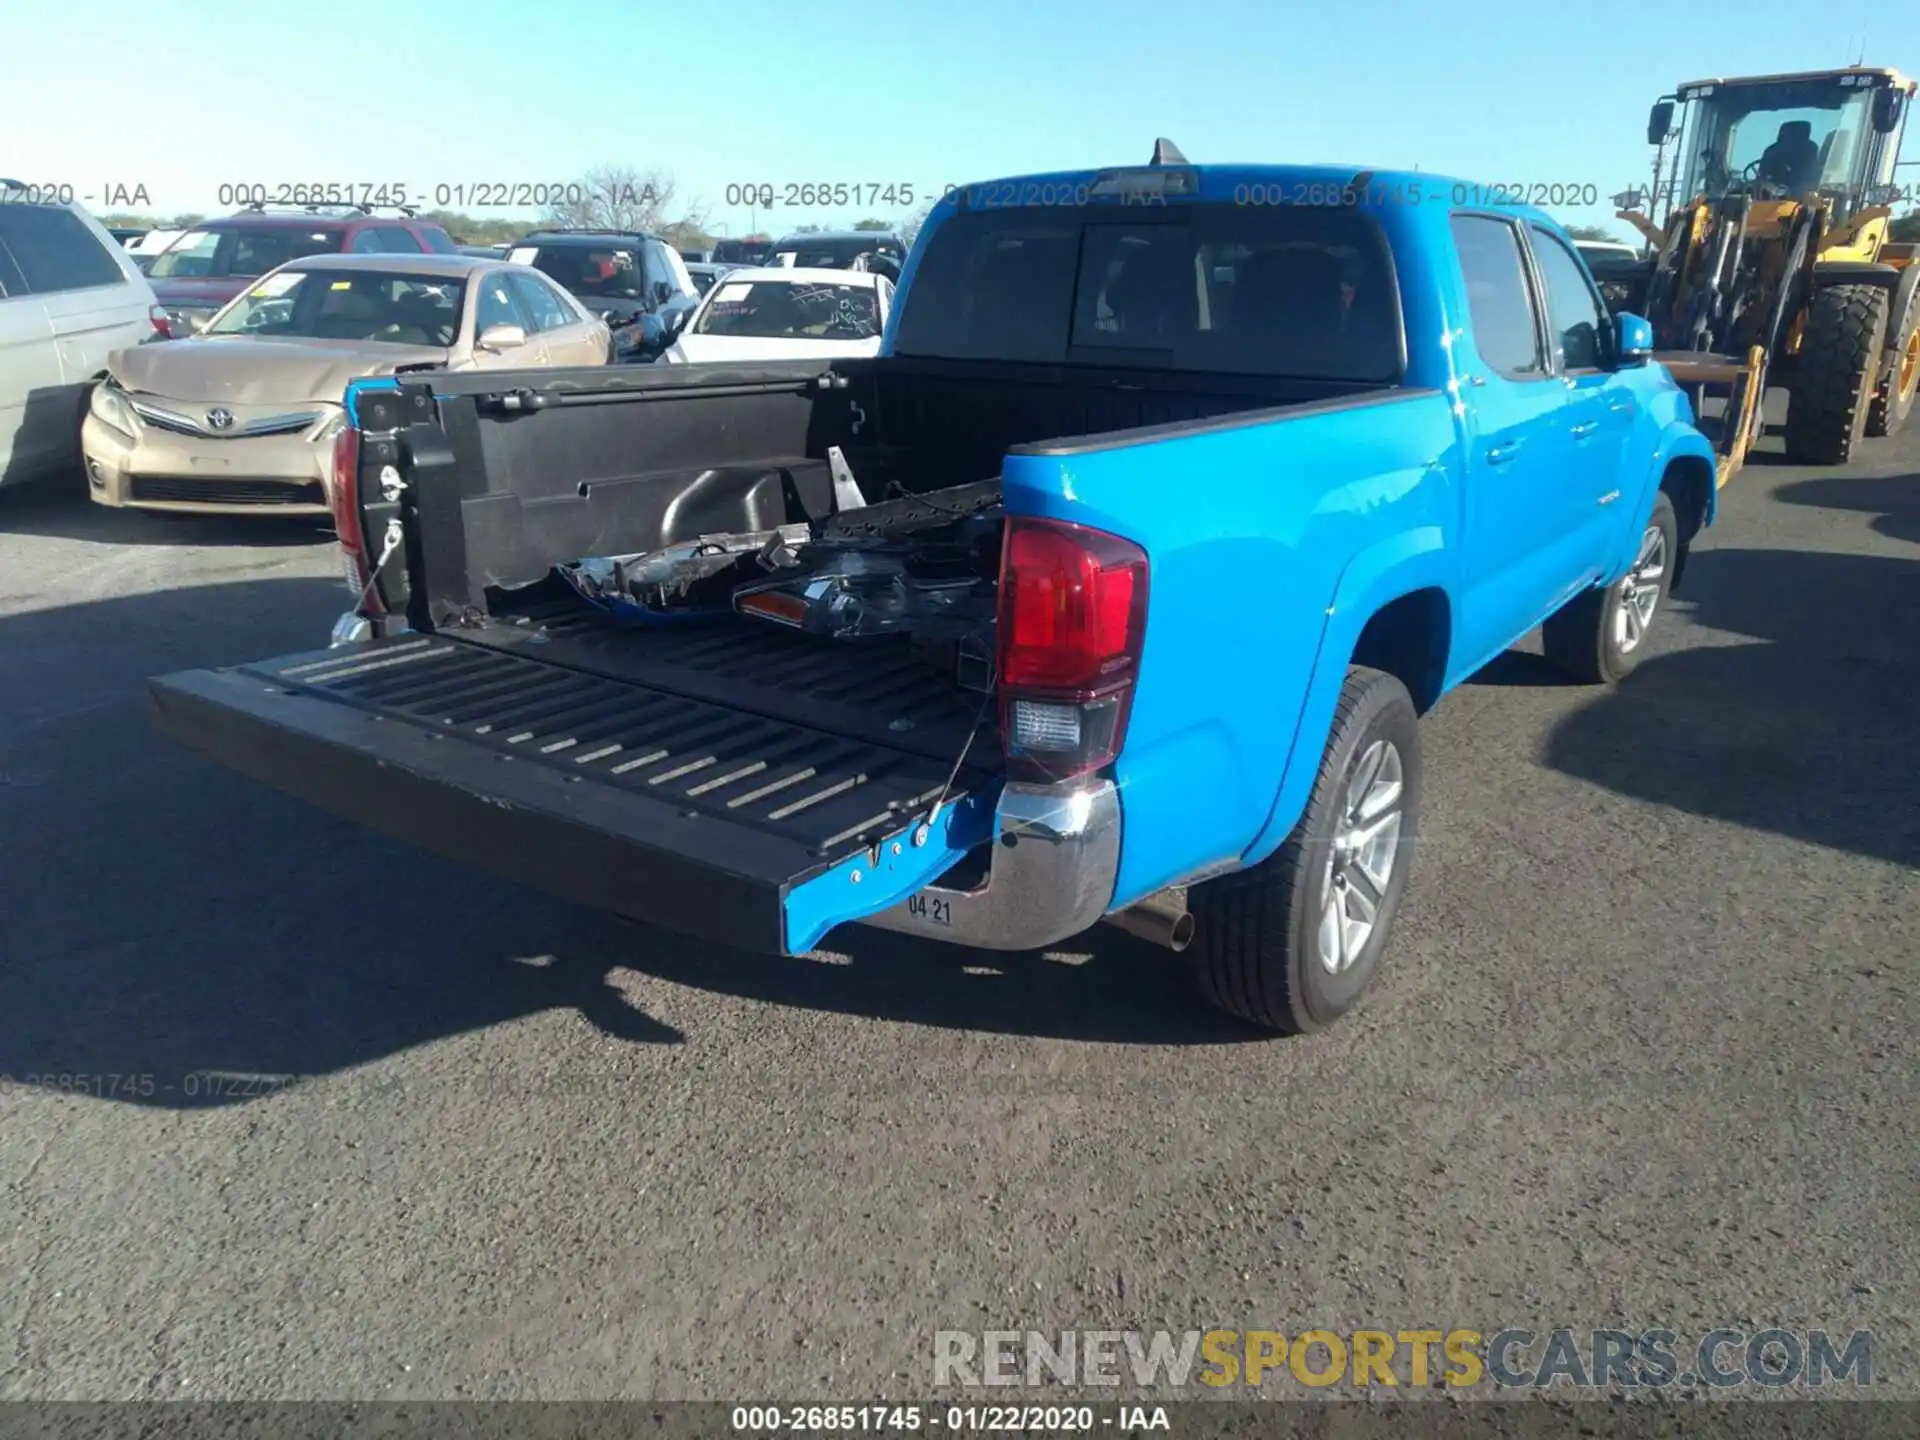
[919,682,995,842]
[351,465,409,614]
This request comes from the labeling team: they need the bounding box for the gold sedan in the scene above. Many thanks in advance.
[83,253,612,515]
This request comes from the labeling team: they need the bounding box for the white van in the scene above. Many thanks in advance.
[0,187,168,487]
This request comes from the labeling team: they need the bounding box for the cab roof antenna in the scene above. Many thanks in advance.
[1150,138,1188,166]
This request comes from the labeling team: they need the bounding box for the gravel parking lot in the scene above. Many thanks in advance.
[1,424,1915,1401]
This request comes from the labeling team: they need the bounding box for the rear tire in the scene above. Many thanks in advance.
[1783,284,1890,464]
[1542,490,1677,685]
[1186,667,1420,1035]
[1865,271,1920,439]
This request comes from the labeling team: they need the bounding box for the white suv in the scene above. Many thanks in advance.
[0,184,169,488]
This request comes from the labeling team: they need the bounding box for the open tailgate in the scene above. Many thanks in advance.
[149,633,997,953]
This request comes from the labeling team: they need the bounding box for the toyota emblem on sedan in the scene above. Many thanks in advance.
[206,407,235,431]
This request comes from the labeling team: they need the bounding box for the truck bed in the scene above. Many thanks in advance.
[481,583,998,766]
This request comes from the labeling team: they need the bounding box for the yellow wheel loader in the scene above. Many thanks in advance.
[1602,67,1919,483]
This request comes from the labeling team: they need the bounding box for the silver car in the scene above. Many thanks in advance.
[0,183,168,486]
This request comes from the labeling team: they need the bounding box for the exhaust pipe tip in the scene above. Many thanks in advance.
[1104,893,1194,952]
[1162,909,1195,952]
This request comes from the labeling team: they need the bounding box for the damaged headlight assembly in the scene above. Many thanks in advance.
[89,378,135,438]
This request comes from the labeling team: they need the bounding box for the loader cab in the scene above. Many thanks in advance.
[1648,68,1913,224]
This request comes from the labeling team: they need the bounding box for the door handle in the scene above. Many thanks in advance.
[1570,421,1599,439]
[1486,441,1521,466]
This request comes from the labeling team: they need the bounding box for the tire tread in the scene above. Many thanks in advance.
[1542,491,1676,685]
[1784,284,1890,464]
[1188,666,1409,1034]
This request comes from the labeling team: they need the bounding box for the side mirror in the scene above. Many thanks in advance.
[476,323,526,353]
[1647,100,1675,146]
[1871,86,1905,135]
[1615,311,1654,366]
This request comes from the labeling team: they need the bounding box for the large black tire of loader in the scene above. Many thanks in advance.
[1782,284,1890,465]
[1865,269,1920,439]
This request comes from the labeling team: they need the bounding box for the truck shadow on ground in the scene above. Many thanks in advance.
[1463,647,1582,689]
[0,579,682,1110]
[0,579,1250,1111]
[1541,546,1920,869]
[0,473,334,547]
[1770,470,1920,546]
[616,921,1251,1046]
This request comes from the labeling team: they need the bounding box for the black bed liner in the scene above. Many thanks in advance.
[481,587,997,765]
[150,621,997,953]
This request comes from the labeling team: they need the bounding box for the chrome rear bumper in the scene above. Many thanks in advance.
[858,780,1121,951]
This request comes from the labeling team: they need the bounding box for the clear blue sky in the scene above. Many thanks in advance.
[9,0,1911,240]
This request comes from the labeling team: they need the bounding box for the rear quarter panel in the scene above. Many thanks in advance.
[1002,389,1462,907]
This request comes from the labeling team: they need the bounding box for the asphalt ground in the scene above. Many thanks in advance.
[1,416,1915,1402]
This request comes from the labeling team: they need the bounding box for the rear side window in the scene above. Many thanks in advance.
[417,226,459,255]
[894,203,1402,381]
[0,205,125,294]
[474,272,532,334]
[505,271,573,332]
[1450,215,1545,377]
[373,226,423,253]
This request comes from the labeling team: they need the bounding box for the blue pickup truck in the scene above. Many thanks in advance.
[150,146,1719,1034]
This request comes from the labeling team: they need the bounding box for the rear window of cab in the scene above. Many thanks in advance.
[893,203,1403,382]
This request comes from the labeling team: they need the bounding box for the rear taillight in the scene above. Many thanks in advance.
[148,304,171,339]
[330,425,385,616]
[996,517,1148,784]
